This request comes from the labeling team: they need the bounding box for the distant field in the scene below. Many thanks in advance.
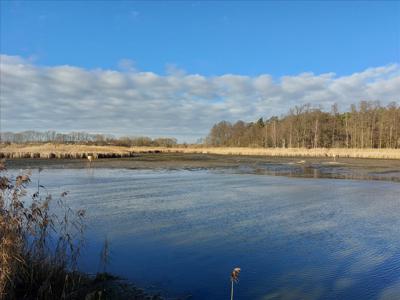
[1,143,399,160]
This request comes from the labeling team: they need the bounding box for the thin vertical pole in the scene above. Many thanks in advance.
[231,281,234,300]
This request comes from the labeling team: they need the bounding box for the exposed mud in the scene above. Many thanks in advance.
[5,153,400,182]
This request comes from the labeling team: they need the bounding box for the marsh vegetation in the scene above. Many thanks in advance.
[0,161,163,300]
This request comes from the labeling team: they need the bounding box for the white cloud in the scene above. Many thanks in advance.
[1,54,399,142]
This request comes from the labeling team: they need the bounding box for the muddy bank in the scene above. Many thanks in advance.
[5,152,400,182]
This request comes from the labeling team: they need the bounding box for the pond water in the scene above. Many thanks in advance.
[21,168,400,299]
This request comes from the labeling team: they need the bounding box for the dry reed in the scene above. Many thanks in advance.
[0,160,86,299]
[230,267,241,300]
[1,143,399,160]
[0,159,165,300]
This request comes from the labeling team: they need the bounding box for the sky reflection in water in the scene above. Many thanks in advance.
[25,169,400,299]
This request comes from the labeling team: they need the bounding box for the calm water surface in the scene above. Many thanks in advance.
[24,168,400,299]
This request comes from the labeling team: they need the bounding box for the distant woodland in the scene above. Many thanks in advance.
[0,132,178,147]
[2,101,399,149]
[206,101,400,149]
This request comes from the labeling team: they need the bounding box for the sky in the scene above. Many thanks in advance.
[1,1,399,142]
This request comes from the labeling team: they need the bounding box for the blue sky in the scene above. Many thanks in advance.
[1,1,399,141]
[2,1,399,76]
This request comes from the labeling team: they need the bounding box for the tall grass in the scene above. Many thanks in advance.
[0,160,87,299]
[1,143,399,159]
[0,160,165,300]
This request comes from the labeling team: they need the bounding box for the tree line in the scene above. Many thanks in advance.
[206,101,400,149]
[0,131,178,147]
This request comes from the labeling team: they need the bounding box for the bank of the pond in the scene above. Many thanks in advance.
[1,144,400,160]
[5,152,400,182]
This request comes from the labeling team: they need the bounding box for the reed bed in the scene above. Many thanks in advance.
[1,143,399,160]
[0,161,87,299]
[0,160,164,299]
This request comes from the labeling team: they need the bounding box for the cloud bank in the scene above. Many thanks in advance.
[1,55,399,142]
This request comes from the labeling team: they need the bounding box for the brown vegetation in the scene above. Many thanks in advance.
[0,161,87,299]
[1,144,399,160]
[0,161,163,299]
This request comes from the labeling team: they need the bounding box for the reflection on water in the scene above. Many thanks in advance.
[233,163,400,182]
[23,169,400,299]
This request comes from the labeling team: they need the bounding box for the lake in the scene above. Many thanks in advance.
[19,168,400,299]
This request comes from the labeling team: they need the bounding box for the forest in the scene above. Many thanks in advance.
[0,131,178,147]
[2,101,399,150]
[206,101,400,149]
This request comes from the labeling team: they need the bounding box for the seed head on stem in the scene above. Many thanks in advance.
[231,267,241,282]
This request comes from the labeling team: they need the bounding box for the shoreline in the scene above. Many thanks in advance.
[5,152,400,183]
[1,144,400,160]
